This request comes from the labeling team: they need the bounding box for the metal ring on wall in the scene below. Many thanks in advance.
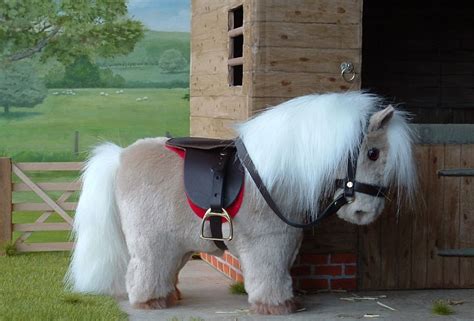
[340,62,356,83]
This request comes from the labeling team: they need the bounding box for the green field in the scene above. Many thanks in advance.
[0,88,189,159]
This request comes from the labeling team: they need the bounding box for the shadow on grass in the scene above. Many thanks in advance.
[0,111,42,120]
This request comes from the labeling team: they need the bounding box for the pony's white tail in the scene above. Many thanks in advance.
[66,143,129,295]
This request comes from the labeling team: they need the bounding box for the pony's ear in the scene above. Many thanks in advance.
[368,105,395,132]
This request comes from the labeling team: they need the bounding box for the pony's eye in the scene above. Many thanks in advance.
[367,148,380,161]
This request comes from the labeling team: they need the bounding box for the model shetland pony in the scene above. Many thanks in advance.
[67,92,416,315]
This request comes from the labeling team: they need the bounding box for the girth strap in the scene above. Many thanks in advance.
[209,150,231,250]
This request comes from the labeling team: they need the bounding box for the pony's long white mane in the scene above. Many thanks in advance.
[237,91,416,217]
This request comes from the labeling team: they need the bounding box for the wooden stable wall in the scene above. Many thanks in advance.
[249,0,363,113]
[190,0,364,137]
[190,0,257,138]
[359,144,474,289]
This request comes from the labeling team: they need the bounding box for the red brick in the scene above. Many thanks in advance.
[291,266,311,276]
[330,253,357,264]
[224,264,230,275]
[232,257,241,270]
[331,278,357,290]
[300,254,329,265]
[344,265,357,276]
[225,253,232,264]
[315,265,342,276]
[236,273,244,283]
[298,278,329,290]
[218,262,223,271]
[230,269,237,280]
[211,256,217,267]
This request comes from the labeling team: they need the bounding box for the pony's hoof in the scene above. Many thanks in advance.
[133,293,177,310]
[252,298,300,315]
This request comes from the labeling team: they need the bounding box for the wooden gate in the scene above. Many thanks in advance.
[359,144,474,289]
[0,158,82,252]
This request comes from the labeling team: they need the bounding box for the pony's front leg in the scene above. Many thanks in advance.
[125,235,184,309]
[238,229,303,315]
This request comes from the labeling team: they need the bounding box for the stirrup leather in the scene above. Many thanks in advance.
[200,208,233,241]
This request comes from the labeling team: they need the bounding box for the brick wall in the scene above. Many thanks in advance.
[200,251,357,291]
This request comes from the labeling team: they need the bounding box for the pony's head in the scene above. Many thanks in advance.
[238,92,417,226]
[335,104,416,225]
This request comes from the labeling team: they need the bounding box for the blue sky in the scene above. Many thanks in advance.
[127,0,190,32]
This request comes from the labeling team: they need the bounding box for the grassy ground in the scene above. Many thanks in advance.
[0,252,128,321]
[0,88,189,158]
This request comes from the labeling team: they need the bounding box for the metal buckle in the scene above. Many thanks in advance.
[200,208,233,241]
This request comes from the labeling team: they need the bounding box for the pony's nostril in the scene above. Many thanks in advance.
[355,210,366,215]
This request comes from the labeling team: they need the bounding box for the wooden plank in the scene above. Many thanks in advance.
[191,72,250,96]
[13,182,81,192]
[396,190,414,289]
[257,22,361,49]
[0,158,12,247]
[252,71,360,98]
[257,0,362,24]
[358,219,382,290]
[255,47,360,74]
[12,164,74,225]
[442,145,461,287]
[459,145,474,287]
[15,162,82,171]
[191,50,228,75]
[379,199,398,289]
[251,97,289,114]
[13,203,77,212]
[15,242,73,252]
[411,145,430,288]
[14,223,71,232]
[190,96,248,119]
[425,145,445,288]
[190,116,240,139]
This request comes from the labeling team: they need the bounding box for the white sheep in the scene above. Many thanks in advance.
[136,97,142,102]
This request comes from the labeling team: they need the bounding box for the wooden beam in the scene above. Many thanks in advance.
[13,223,71,232]
[16,162,82,171]
[228,57,243,67]
[0,158,12,250]
[13,182,81,192]
[15,242,73,252]
[13,203,77,212]
[228,26,244,38]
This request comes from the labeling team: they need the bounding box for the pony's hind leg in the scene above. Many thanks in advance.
[125,235,184,309]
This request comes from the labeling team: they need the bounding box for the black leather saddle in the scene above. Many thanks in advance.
[166,137,245,250]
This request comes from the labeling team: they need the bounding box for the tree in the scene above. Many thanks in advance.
[0,0,144,64]
[158,49,188,74]
[0,62,47,113]
[63,55,101,88]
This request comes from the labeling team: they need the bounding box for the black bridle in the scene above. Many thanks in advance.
[235,138,388,229]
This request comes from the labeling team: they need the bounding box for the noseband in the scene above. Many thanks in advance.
[235,138,388,229]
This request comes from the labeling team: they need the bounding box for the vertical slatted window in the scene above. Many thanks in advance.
[228,5,244,86]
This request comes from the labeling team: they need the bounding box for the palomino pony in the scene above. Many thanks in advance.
[67,92,416,314]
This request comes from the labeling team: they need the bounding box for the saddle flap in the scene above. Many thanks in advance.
[167,137,234,151]
[183,147,244,209]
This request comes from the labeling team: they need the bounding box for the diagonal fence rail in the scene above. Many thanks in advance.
[0,158,83,253]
